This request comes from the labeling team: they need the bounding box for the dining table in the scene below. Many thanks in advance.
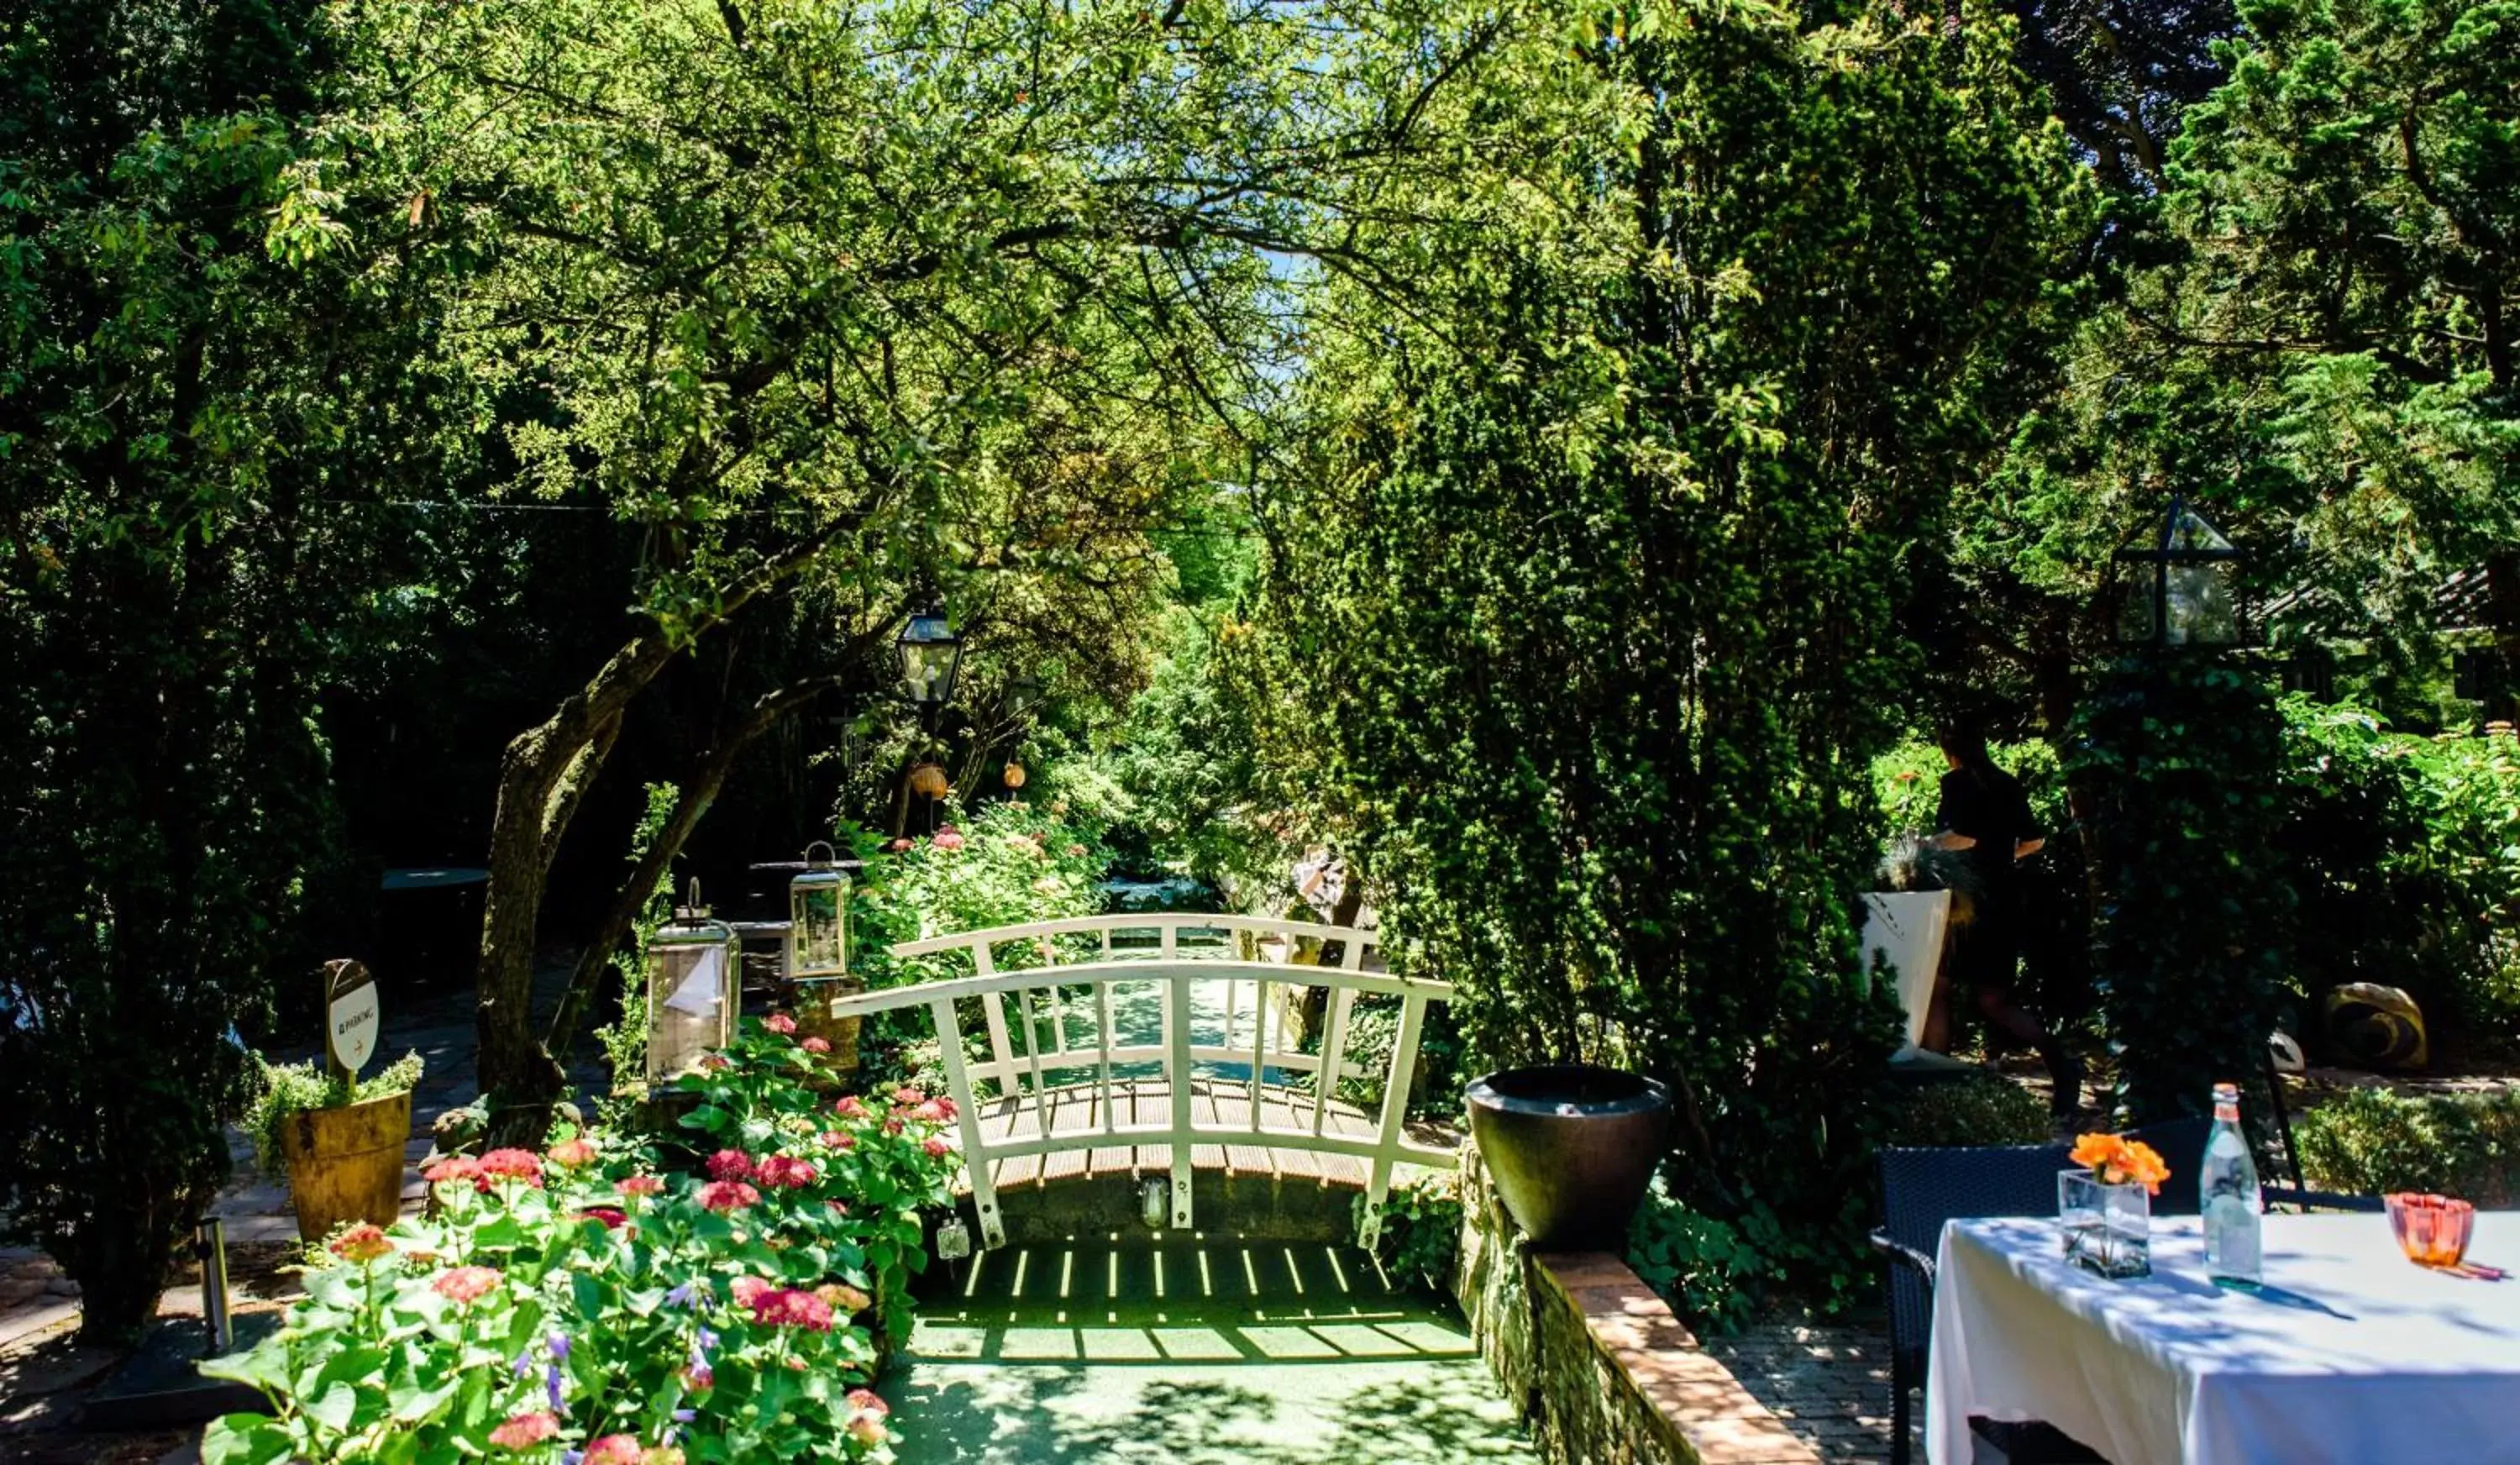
[1928,1210,2520,1464]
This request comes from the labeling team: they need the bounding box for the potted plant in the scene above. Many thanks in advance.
[1465,1064,1672,1249]
[244,1051,424,1243]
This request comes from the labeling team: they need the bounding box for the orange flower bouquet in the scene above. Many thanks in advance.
[2061,1132,2167,1278]
[2070,1133,2170,1195]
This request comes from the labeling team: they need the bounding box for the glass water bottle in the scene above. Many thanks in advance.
[2202,1081,2263,1285]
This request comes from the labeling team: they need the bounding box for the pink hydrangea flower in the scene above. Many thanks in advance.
[619,1174,664,1197]
[818,1130,855,1151]
[754,1154,817,1189]
[696,1180,759,1212]
[817,1282,873,1315]
[430,1266,500,1304]
[801,1036,832,1054]
[328,1224,394,1263]
[893,1086,926,1105]
[833,1095,868,1119]
[487,1411,559,1449]
[730,1275,772,1306]
[705,1149,754,1183]
[546,1137,596,1168]
[583,1436,643,1465]
[478,1149,545,1187]
[748,1287,834,1331]
[932,830,966,851]
[580,1206,628,1231]
[923,1134,952,1158]
[764,1013,797,1035]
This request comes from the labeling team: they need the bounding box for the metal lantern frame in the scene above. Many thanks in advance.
[2113,494,2244,648]
[897,604,964,711]
[644,880,738,1086]
[787,841,851,984]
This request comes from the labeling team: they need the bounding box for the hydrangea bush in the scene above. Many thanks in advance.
[202,1019,959,1463]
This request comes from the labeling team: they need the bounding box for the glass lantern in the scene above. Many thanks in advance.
[787,842,850,982]
[897,605,963,708]
[2113,496,2242,648]
[645,880,737,1085]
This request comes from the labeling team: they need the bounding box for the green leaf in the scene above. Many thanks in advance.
[202,1415,297,1465]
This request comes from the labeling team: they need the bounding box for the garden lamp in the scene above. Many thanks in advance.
[644,880,738,1086]
[786,842,850,983]
[2113,495,2243,648]
[897,604,963,710]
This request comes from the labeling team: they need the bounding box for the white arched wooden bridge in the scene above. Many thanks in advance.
[825,915,1459,1250]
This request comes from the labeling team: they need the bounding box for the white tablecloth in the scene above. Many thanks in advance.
[1929,1212,2520,1464]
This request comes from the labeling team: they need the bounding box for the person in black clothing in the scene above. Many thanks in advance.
[1930,719,2082,1119]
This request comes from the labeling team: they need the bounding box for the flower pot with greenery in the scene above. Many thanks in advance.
[245,1051,423,1243]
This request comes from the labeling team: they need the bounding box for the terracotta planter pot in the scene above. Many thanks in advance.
[1465,1064,1672,1251]
[279,1090,412,1244]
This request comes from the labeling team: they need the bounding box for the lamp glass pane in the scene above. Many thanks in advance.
[791,881,847,978]
[2116,560,2160,643]
[645,936,731,1084]
[2164,561,2240,644]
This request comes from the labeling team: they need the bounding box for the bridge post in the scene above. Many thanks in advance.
[1168,970,1195,1230]
[930,992,1005,1248]
[1357,990,1430,1252]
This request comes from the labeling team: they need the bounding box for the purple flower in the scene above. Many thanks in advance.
[545,1362,565,1410]
[697,1326,718,1351]
[664,1280,697,1308]
[672,1409,696,1423]
[547,1331,572,1363]
[510,1347,536,1378]
[560,1453,584,1465]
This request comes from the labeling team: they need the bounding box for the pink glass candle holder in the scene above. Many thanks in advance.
[2386,1193,2475,1268]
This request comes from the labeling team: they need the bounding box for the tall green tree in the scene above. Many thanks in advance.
[1965,0,2520,708]
[0,0,470,1340]
[1247,0,2087,1237]
[310,0,1512,1123]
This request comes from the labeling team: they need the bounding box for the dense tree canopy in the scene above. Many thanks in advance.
[1244,0,2087,1231]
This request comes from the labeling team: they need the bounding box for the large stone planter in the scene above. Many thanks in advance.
[279,1090,412,1244]
[1465,1064,1671,1251]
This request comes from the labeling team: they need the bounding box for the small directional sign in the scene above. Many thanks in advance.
[324,958,380,1079]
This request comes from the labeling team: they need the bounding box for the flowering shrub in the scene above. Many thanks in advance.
[202,1019,960,1463]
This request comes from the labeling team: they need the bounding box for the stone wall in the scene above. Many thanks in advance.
[1454,1147,1820,1465]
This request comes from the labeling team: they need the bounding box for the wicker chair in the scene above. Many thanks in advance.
[1871,1142,2104,1465]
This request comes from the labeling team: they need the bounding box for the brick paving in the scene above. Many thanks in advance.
[1705,1316,1912,1464]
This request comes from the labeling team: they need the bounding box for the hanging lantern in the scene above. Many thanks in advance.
[907,761,949,798]
[896,604,963,709]
[1002,761,1026,790]
[787,842,850,982]
[644,880,737,1086]
[2113,496,2244,648]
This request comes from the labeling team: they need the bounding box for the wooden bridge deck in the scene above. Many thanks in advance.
[961,1077,1461,1194]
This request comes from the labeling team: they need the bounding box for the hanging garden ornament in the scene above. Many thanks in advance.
[907,761,948,799]
[1002,762,1026,790]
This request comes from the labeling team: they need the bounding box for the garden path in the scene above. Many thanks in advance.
[885,1236,1528,1463]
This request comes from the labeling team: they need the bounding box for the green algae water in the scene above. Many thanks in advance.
[884,1236,1531,1463]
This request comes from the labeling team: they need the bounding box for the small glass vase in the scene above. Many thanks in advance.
[2060,1168,2151,1279]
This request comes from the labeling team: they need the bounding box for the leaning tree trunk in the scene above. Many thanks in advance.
[543,675,848,1066]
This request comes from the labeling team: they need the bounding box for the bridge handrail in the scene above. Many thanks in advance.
[830,916,1442,1252]
[826,960,1450,1017]
[886,911,1381,962]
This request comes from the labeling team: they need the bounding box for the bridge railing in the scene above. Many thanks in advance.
[825,913,1455,1249]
